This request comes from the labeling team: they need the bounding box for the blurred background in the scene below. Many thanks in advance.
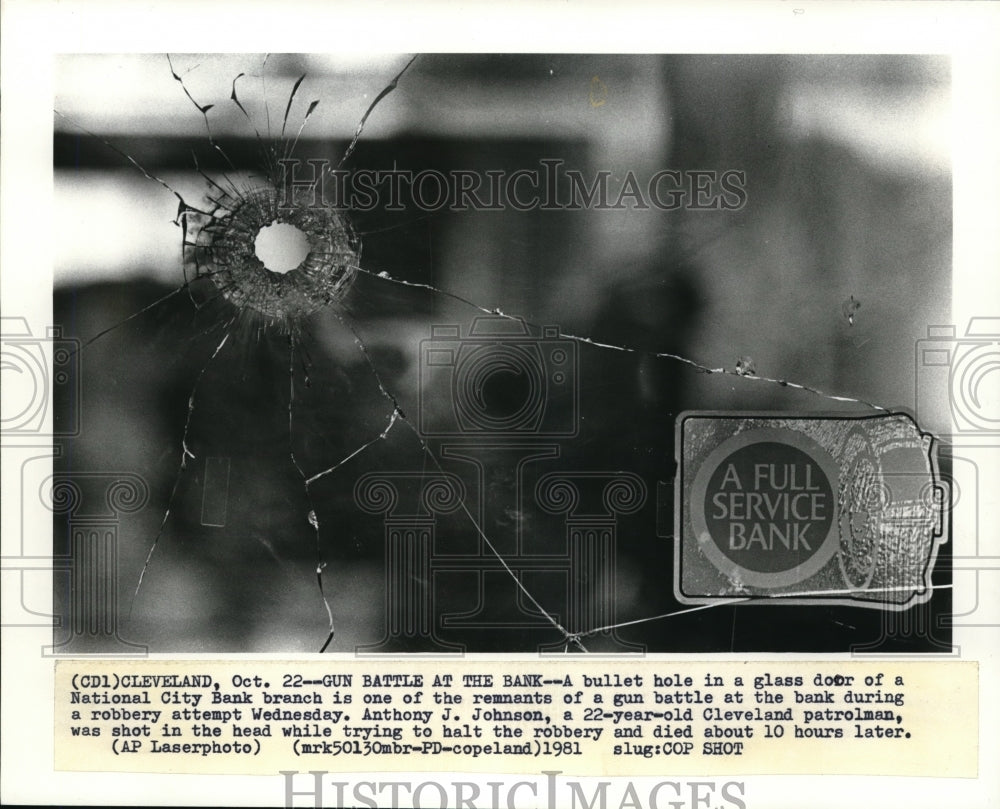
[52,53,951,653]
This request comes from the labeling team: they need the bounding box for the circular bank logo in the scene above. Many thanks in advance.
[691,429,840,588]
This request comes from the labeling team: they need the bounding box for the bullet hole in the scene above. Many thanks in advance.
[254,222,312,274]
[190,185,359,328]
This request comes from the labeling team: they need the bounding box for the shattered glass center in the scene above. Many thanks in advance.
[191,186,360,325]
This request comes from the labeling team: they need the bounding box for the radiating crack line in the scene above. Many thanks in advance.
[166,54,238,173]
[761,583,953,599]
[336,55,419,170]
[580,600,751,638]
[579,583,955,640]
[332,309,588,653]
[69,285,190,357]
[347,262,890,413]
[130,330,231,614]
[287,334,335,652]
[281,74,307,140]
[53,110,210,217]
[306,410,401,486]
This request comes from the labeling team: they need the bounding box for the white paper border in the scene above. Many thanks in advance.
[2,1,997,806]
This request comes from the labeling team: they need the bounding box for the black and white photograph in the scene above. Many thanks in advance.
[2,2,998,808]
[47,51,955,655]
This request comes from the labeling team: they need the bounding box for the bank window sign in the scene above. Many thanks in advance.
[675,413,945,610]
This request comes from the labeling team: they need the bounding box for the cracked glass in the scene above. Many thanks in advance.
[52,53,952,653]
